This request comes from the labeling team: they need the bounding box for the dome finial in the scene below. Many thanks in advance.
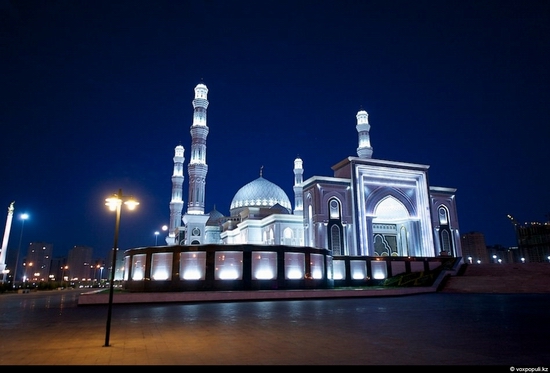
[260,165,263,177]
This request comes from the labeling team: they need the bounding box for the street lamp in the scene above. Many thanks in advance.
[154,231,159,245]
[104,189,139,347]
[12,213,28,288]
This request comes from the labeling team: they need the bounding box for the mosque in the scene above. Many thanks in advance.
[122,82,462,292]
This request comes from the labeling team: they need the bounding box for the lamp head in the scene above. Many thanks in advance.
[124,198,139,210]
[105,196,122,211]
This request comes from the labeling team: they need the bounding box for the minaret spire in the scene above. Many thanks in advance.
[293,156,304,215]
[187,82,209,214]
[356,108,373,158]
[167,144,185,245]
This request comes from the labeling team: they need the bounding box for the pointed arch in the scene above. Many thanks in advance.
[369,193,412,257]
[437,204,454,256]
[327,197,344,255]
[365,186,416,217]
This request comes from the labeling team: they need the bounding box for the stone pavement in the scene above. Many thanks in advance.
[0,263,548,366]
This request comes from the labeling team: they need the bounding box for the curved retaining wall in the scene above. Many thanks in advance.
[122,244,452,292]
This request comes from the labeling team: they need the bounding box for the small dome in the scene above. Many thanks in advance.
[206,207,224,226]
[230,177,291,213]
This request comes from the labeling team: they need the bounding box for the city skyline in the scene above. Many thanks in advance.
[2,1,549,259]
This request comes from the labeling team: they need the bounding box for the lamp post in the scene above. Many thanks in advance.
[104,189,139,347]
[154,231,159,245]
[12,213,28,288]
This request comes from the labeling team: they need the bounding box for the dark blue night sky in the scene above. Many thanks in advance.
[1,0,549,259]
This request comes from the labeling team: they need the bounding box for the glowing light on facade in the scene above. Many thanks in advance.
[252,252,277,280]
[375,197,409,221]
[310,253,324,279]
[215,251,243,280]
[151,252,173,280]
[180,252,206,280]
[350,260,367,279]
[131,254,146,281]
[284,252,304,279]
[371,260,387,280]
[123,256,130,280]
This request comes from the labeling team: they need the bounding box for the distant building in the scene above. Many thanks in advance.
[67,245,93,281]
[50,256,66,281]
[517,223,550,263]
[487,244,515,264]
[91,259,106,281]
[106,248,125,281]
[22,242,53,282]
[460,232,489,264]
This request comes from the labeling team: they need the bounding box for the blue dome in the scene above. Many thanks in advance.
[206,207,224,226]
[230,177,291,213]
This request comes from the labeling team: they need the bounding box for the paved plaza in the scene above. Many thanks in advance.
[0,287,549,366]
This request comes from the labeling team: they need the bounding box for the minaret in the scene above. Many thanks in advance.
[293,157,304,216]
[167,145,185,245]
[356,109,373,158]
[181,82,211,245]
[187,82,209,215]
[0,202,14,283]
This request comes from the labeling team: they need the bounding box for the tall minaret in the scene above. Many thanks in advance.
[181,82,211,245]
[167,145,185,245]
[356,109,373,159]
[293,156,304,216]
[187,82,209,215]
[0,202,14,283]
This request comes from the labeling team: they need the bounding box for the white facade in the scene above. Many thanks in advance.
[167,83,462,259]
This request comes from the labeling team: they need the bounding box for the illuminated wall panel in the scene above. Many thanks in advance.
[310,253,325,279]
[151,252,173,280]
[284,252,305,279]
[252,251,277,280]
[215,251,243,280]
[131,254,146,281]
[326,256,333,280]
[333,260,346,280]
[350,260,367,280]
[180,252,206,280]
[371,260,387,280]
[123,256,131,281]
